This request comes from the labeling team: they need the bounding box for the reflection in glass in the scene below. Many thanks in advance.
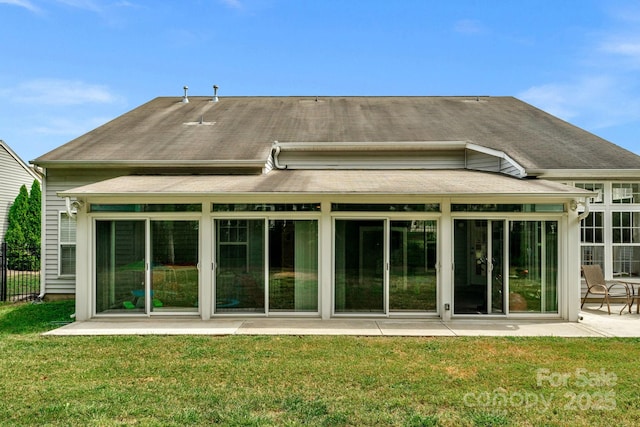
[389,221,437,312]
[215,220,265,313]
[335,220,384,313]
[269,220,318,312]
[151,221,199,312]
[508,221,558,313]
[95,220,146,314]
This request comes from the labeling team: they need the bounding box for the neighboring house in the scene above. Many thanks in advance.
[0,140,41,239]
[32,95,640,322]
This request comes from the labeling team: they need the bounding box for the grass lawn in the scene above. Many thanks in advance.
[0,301,639,426]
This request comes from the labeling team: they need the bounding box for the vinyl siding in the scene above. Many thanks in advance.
[0,144,38,238]
[465,150,500,173]
[43,169,126,294]
[277,150,466,169]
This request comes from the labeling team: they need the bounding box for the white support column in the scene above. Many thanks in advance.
[320,199,332,319]
[566,209,581,321]
[75,204,91,321]
[440,199,453,321]
[199,204,212,320]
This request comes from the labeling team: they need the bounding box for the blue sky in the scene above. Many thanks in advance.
[2,0,640,163]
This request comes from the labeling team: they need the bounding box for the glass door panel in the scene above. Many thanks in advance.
[215,219,265,313]
[269,220,318,312]
[95,220,146,314]
[508,221,558,313]
[335,220,384,313]
[151,220,199,313]
[454,220,487,314]
[389,220,437,312]
[490,221,505,314]
[454,220,505,314]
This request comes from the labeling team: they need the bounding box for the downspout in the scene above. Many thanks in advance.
[38,167,47,300]
[62,196,81,319]
[577,198,590,222]
[65,197,76,219]
[272,142,287,170]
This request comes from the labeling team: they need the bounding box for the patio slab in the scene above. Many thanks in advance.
[42,307,640,337]
[43,318,244,336]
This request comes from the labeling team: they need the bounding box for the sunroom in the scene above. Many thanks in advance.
[61,169,590,322]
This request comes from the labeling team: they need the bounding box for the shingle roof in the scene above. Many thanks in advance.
[34,96,640,171]
[59,170,591,197]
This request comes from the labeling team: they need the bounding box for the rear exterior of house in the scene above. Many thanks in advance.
[32,95,640,321]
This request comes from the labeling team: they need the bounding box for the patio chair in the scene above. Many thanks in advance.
[581,265,630,315]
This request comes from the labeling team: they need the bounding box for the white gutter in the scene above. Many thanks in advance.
[272,140,468,152]
[32,159,268,169]
[528,169,640,179]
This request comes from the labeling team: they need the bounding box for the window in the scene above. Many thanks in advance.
[90,204,202,212]
[575,183,604,204]
[215,219,319,313]
[451,204,564,212]
[59,212,76,276]
[332,203,440,212]
[213,203,320,212]
[612,211,640,277]
[580,212,605,273]
[612,183,640,204]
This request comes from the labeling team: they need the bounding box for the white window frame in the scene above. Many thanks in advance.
[572,181,640,279]
[58,211,77,277]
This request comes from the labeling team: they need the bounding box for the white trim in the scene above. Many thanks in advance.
[531,169,640,179]
[58,210,77,278]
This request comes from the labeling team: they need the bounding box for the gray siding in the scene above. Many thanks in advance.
[466,150,500,173]
[0,143,38,238]
[500,161,522,177]
[278,150,466,169]
[43,169,126,294]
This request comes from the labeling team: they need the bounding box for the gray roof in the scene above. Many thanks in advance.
[59,170,591,198]
[34,96,640,171]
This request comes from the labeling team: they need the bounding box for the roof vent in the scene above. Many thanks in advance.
[182,85,189,103]
[212,85,219,102]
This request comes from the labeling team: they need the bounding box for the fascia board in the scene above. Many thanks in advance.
[528,169,640,179]
[33,160,268,169]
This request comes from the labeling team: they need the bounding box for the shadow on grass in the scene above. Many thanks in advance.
[0,300,75,335]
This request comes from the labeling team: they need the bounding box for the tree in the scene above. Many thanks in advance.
[3,180,41,271]
[26,180,42,270]
[4,185,29,270]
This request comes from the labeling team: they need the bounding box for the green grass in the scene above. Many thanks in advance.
[1,301,639,426]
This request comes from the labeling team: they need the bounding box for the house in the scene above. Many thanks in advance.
[0,140,41,238]
[31,94,640,322]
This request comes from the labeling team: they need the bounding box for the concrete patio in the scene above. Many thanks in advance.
[43,305,640,337]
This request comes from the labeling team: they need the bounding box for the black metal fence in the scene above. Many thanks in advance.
[0,242,41,302]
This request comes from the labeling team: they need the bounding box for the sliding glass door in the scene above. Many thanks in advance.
[95,219,199,315]
[389,221,438,311]
[453,220,505,314]
[150,221,199,313]
[334,220,385,313]
[334,219,438,315]
[214,219,319,314]
[269,220,318,312]
[453,219,558,315]
[96,220,146,314]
